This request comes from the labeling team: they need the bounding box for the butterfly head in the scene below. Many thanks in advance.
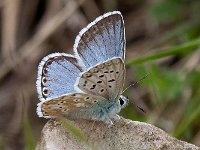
[119,95,129,108]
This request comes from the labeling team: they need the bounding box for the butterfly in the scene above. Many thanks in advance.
[36,11,128,125]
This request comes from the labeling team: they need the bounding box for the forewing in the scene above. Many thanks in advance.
[75,57,125,100]
[74,11,125,69]
[36,53,83,101]
[36,93,105,118]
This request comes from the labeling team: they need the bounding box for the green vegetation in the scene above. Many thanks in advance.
[122,0,200,143]
[23,113,36,150]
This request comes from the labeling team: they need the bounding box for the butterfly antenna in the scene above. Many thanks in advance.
[136,105,146,113]
[128,97,146,114]
[122,73,149,94]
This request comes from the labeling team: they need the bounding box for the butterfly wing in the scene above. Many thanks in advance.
[75,57,125,100]
[74,11,125,69]
[36,53,83,101]
[36,11,127,122]
[37,93,106,118]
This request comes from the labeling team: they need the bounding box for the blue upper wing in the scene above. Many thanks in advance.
[36,53,83,101]
[74,11,125,69]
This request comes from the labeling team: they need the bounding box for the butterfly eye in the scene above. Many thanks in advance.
[119,98,125,106]
[119,95,128,108]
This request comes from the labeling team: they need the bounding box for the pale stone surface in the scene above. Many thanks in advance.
[36,117,200,150]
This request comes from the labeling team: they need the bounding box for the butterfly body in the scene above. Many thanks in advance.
[36,11,128,125]
[67,99,121,122]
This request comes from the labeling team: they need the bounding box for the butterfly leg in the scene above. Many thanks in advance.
[103,117,113,126]
[109,114,120,120]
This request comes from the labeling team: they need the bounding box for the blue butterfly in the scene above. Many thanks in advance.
[36,11,128,125]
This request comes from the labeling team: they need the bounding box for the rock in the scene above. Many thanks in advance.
[36,117,200,150]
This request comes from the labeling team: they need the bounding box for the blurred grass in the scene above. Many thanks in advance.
[59,118,95,149]
[125,49,200,142]
[174,91,200,138]
[149,0,184,23]
[173,71,200,138]
[23,113,36,150]
[126,37,200,66]
[123,0,200,143]
[0,136,3,150]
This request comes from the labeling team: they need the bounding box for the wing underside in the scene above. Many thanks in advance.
[75,57,125,100]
